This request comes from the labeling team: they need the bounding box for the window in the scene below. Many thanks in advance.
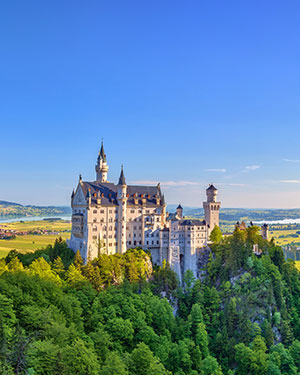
[93,209,97,214]
[100,209,104,214]
[130,209,135,213]
[93,218,97,222]
[146,210,150,214]
[92,235,97,239]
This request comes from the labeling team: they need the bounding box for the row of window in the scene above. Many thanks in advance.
[91,208,158,215]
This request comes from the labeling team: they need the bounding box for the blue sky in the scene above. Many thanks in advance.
[1,1,300,208]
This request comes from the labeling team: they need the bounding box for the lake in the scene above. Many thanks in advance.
[254,218,300,225]
[0,215,71,223]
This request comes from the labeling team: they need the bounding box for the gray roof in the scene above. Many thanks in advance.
[207,184,217,191]
[177,204,183,209]
[180,219,206,226]
[99,141,107,162]
[118,166,126,185]
[80,181,162,207]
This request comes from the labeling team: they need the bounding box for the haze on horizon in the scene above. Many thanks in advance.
[1,1,300,209]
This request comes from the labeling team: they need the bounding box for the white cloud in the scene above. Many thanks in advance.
[243,165,261,172]
[283,159,300,163]
[204,168,227,173]
[280,180,300,184]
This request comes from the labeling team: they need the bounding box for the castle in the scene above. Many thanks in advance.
[68,142,220,280]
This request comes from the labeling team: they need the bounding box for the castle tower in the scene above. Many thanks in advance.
[261,224,269,240]
[95,141,109,182]
[203,184,221,235]
[117,166,127,254]
[161,194,167,225]
[176,204,183,219]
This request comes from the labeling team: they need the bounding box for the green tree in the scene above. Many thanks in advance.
[29,257,60,283]
[52,256,65,279]
[74,250,84,270]
[195,323,209,358]
[129,342,170,375]
[61,339,100,375]
[199,355,223,375]
[100,352,128,375]
[210,226,223,244]
[289,340,300,370]
[27,340,61,375]
[65,264,87,287]
[7,257,23,271]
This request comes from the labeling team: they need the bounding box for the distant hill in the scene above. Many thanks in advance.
[167,206,300,223]
[0,200,71,218]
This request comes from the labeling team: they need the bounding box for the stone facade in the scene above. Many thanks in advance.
[67,143,221,280]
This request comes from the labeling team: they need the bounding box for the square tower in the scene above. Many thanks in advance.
[203,184,221,235]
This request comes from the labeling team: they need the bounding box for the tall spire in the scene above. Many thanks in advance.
[95,140,109,182]
[118,165,126,185]
[99,139,106,162]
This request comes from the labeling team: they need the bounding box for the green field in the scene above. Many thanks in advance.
[0,220,71,258]
[269,229,300,246]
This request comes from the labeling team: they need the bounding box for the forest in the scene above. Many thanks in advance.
[1,227,300,375]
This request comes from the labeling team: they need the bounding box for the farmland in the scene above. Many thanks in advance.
[0,219,71,258]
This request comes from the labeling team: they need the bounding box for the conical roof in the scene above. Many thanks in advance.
[97,140,107,163]
[118,165,126,185]
[207,184,217,191]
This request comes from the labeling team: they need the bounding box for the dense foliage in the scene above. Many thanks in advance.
[1,227,300,374]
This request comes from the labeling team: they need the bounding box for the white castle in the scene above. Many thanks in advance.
[68,142,220,280]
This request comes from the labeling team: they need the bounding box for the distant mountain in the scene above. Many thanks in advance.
[0,200,23,207]
[0,200,71,218]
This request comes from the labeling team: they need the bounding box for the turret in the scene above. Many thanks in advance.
[203,184,221,236]
[161,193,167,225]
[86,188,91,206]
[206,184,218,202]
[95,140,109,182]
[117,166,127,254]
[71,189,75,206]
[261,224,269,240]
[176,204,183,219]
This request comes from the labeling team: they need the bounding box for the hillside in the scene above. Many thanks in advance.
[1,230,300,374]
[0,200,71,218]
